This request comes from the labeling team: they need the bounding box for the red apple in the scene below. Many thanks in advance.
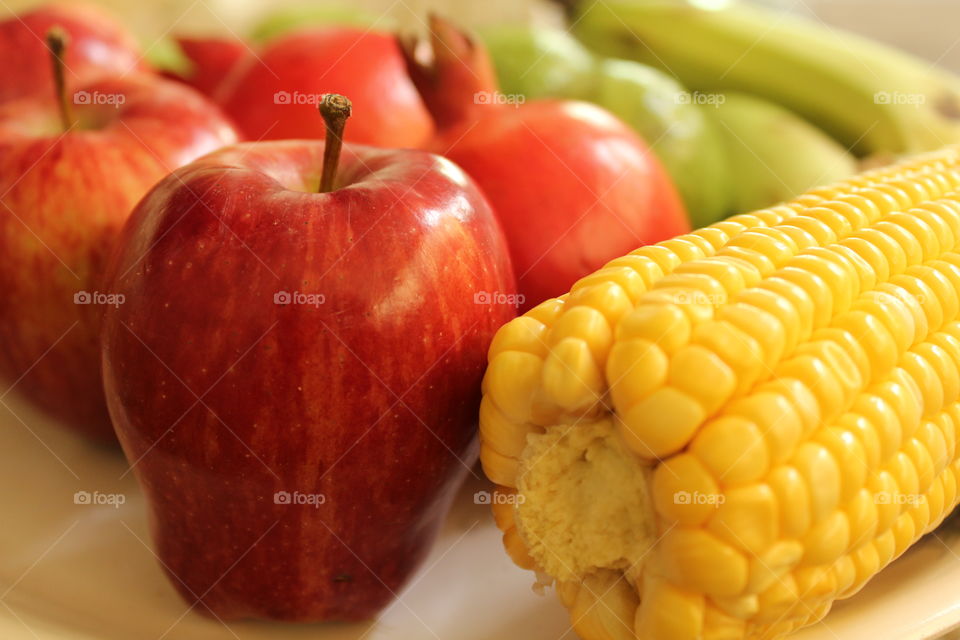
[0,2,144,103]
[0,33,238,442]
[404,16,689,310]
[160,36,247,98]
[216,27,434,147]
[100,95,515,620]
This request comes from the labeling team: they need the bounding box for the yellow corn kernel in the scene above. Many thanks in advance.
[792,442,841,522]
[837,413,882,471]
[483,351,542,423]
[916,419,950,477]
[487,315,549,359]
[754,574,800,624]
[691,320,766,396]
[767,465,812,538]
[667,344,737,416]
[844,488,879,550]
[634,577,704,640]
[479,397,539,459]
[710,593,758,619]
[616,302,691,354]
[831,310,899,379]
[707,484,778,555]
[918,342,960,411]
[480,443,519,488]
[719,303,787,373]
[569,572,639,640]
[745,540,804,594]
[541,337,605,415]
[831,551,858,596]
[815,427,868,503]
[727,392,803,466]
[702,605,747,640]
[549,305,612,363]
[606,339,668,411]
[480,148,960,640]
[800,511,850,566]
[571,268,644,307]
[691,417,769,485]
[652,453,722,526]
[869,470,901,534]
[524,297,565,325]
[620,387,706,459]
[658,528,749,597]
[850,394,902,464]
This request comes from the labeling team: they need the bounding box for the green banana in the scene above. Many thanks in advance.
[713,92,857,215]
[481,25,732,227]
[565,0,960,155]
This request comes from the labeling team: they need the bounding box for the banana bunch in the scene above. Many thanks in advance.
[711,92,856,214]
[565,0,960,156]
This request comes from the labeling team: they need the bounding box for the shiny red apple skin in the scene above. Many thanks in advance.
[405,16,689,310]
[0,75,237,442]
[0,3,144,103]
[217,28,434,147]
[438,100,689,308]
[100,141,516,620]
[161,36,247,98]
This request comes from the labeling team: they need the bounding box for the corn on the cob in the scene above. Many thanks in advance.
[480,147,960,640]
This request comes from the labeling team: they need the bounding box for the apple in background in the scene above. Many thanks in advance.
[0,2,144,103]
[100,95,516,620]
[403,16,689,310]
[0,33,238,442]
[216,28,434,147]
[158,36,247,98]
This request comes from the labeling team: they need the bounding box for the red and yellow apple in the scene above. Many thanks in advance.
[0,35,237,441]
[0,3,144,103]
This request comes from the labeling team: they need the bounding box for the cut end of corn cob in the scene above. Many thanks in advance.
[516,418,655,583]
[480,146,960,640]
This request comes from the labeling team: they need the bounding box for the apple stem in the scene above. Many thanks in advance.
[46,27,75,132]
[318,94,352,193]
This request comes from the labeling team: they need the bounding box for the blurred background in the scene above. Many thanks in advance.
[2,0,959,72]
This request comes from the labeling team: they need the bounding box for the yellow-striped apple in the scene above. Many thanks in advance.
[0,2,144,103]
[0,33,237,442]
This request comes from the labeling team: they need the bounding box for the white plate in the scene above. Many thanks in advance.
[3,394,960,640]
